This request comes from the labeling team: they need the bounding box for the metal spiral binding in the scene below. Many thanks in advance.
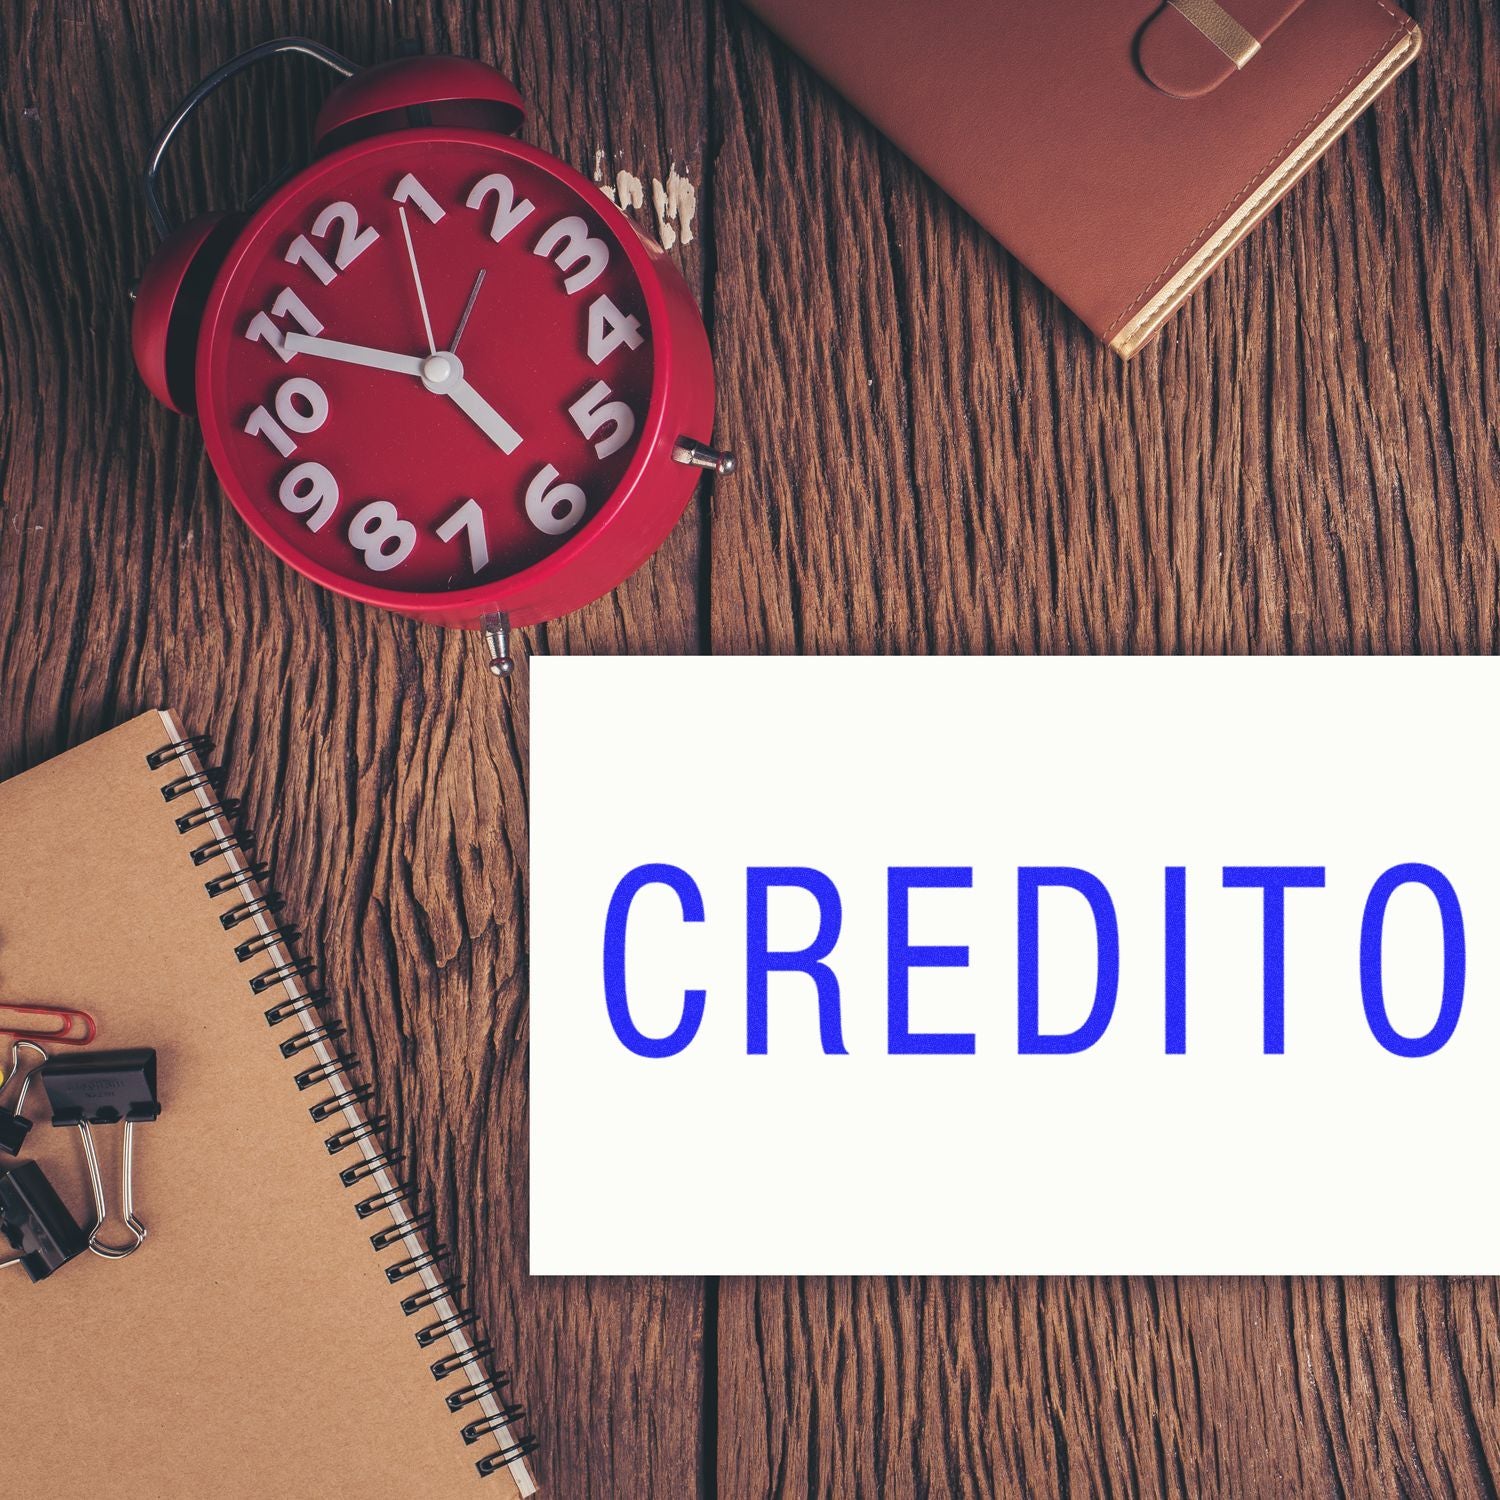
[265,989,325,1027]
[282,1022,345,1058]
[192,831,254,866]
[339,1148,401,1187]
[308,1084,374,1123]
[478,1437,540,1476]
[177,797,242,835]
[205,862,269,898]
[235,925,300,962]
[146,735,212,770]
[462,1406,527,1443]
[431,1341,492,1380]
[416,1311,480,1348]
[146,732,536,1483]
[355,1182,414,1219]
[325,1116,385,1155]
[386,1246,448,1283]
[160,767,224,803]
[293,1053,357,1089]
[447,1374,511,1413]
[249,957,315,994]
[220,891,280,929]
[373,1210,435,1252]
[401,1276,464,1316]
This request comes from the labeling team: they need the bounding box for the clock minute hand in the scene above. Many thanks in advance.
[282,334,426,376]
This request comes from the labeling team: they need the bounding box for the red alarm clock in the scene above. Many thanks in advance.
[132,39,733,675]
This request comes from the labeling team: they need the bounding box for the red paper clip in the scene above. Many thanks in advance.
[0,1003,97,1047]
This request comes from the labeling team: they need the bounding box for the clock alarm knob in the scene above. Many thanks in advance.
[312,55,526,153]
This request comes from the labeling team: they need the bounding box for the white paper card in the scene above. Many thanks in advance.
[530,656,1498,1274]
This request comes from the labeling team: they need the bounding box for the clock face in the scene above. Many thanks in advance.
[197,132,659,605]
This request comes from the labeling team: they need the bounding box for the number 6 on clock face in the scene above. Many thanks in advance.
[526,466,587,536]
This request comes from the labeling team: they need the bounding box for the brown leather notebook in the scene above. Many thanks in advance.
[0,713,535,1497]
[743,0,1420,354]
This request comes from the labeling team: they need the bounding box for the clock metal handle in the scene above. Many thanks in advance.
[143,36,357,240]
[481,612,516,679]
[672,438,737,476]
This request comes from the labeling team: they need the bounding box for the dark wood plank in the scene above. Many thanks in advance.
[4,0,1499,1494]
[709,0,1500,1494]
[709,0,1498,659]
[0,3,714,1495]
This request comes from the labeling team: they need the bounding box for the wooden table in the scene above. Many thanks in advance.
[2,2,1496,1494]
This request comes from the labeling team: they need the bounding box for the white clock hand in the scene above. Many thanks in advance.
[443,372,524,456]
[415,350,522,454]
[397,203,438,356]
[282,335,523,455]
[282,334,426,376]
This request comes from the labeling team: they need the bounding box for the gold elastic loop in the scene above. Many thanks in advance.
[1167,0,1262,68]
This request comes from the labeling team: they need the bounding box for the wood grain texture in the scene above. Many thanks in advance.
[0,0,1496,1496]
[710,0,1500,1496]
[0,3,712,1496]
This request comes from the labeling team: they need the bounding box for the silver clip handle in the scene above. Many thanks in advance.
[77,1119,149,1260]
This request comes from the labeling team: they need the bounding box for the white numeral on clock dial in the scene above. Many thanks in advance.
[348,500,417,572]
[244,288,324,362]
[284,235,336,286]
[436,497,490,573]
[465,173,535,243]
[568,380,635,459]
[535,216,609,294]
[243,376,329,458]
[525,464,587,536]
[285,201,380,284]
[278,461,340,532]
[392,172,445,223]
[586,293,644,365]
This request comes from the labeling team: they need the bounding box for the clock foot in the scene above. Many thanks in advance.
[672,438,736,476]
[481,611,516,680]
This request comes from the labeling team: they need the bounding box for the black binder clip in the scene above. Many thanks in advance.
[42,1048,161,1259]
[0,1041,48,1155]
[0,1162,88,1281]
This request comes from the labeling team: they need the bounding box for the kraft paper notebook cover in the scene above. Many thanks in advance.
[0,712,535,1498]
[742,0,1421,355]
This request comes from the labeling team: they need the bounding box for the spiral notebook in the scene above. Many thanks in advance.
[0,711,536,1497]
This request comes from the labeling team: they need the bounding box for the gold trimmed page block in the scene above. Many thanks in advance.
[1109,21,1421,358]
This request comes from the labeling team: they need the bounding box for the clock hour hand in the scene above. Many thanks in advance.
[416,351,523,456]
[280,335,523,455]
[282,334,426,377]
[443,376,524,456]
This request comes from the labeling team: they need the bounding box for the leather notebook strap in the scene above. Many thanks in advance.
[1166,0,1262,67]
